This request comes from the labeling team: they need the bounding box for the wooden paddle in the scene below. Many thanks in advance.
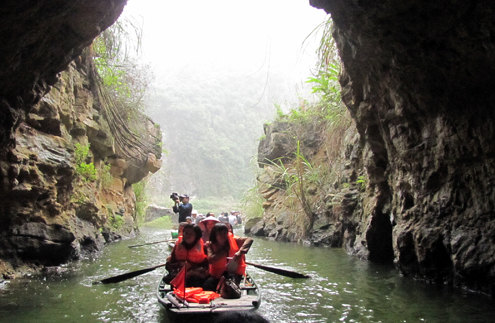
[245,261,310,279]
[127,239,175,248]
[93,263,167,285]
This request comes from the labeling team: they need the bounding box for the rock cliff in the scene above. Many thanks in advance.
[250,0,495,296]
[0,0,162,276]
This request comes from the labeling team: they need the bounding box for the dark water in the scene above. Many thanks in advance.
[1,227,494,323]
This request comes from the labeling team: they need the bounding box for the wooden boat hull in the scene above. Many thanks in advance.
[156,273,261,322]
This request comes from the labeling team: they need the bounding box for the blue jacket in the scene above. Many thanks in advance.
[173,203,192,223]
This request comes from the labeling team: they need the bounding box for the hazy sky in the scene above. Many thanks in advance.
[123,0,328,89]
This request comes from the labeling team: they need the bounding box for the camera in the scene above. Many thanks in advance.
[170,192,179,201]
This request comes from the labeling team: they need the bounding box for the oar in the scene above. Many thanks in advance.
[127,239,175,248]
[93,263,167,285]
[245,261,310,279]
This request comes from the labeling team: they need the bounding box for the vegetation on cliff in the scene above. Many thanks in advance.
[245,18,361,240]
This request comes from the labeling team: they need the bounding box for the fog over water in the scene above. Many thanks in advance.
[124,0,328,96]
[121,0,329,199]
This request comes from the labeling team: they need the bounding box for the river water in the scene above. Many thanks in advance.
[1,226,494,323]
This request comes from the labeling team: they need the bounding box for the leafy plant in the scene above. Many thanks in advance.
[133,179,148,223]
[111,214,124,229]
[99,160,113,188]
[74,143,97,182]
[356,175,367,191]
[91,15,152,121]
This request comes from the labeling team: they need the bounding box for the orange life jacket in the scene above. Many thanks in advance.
[173,287,220,303]
[174,239,207,265]
[208,233,246,278]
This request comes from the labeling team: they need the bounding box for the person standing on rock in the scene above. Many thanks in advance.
[173,194,192,223]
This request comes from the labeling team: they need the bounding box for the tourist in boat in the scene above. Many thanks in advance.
[190,209,198,223]
[218,212,229,223]
[235,211,243,225]
[163,223,209,287]
[172,194,192,223]
[228,211,237,227]
[198,216,220,242]
[203,223,253,291]
[195,212,205,224]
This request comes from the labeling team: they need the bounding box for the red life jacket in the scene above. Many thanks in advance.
[174,287,220,304]
[208,233,247,278]
[174,239,207,265]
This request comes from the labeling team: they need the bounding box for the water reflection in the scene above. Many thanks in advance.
[1,227,494,323]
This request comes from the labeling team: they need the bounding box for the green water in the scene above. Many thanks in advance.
[1,227,494,323]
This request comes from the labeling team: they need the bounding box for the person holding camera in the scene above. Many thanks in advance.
[171,193,192,223]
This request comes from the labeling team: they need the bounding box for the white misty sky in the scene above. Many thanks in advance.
[123,0,328,90]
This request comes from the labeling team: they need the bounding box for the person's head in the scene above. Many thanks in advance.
[214,311,270,323]
[182,223,202,246]
[202,217,219,231]
[191,210,198,218]
[179,194,189,203]
[206,212,215,218]
[209,223,229,244]
[185,216,193,224]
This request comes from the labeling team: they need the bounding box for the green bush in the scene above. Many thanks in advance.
[74,143,97,182]
[111,214,124,229]
[99,160,113,188]
[133,180,148,223]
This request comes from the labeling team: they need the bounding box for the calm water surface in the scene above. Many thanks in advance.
[1,227,494,323]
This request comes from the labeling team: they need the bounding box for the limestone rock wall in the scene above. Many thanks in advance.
[0,0,128,148]
[315,0,495,295]
[0,51,161,273]
[0,0,163,276]
[251,0,495,296]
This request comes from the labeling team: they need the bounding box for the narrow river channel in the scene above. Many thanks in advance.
[1,226,494,323]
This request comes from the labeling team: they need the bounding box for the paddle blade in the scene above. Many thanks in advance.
[93,263,166,285]
[246,262,310,279]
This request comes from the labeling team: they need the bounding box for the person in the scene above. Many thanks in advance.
[185,216,193,224]
[191,209,198,223]
[198,216,220,242]
[228,211,237,227]
[205,212,215,218]
[214,311,270,323]
[235,211,243,225]
[172,194,192,223]
[203,223,253,291]
[164,224,209,287]
[195,213,205,224]
[218,212,229,223]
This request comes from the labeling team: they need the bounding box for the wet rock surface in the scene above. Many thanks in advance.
[0,0,162,276]
[250,0,495,296]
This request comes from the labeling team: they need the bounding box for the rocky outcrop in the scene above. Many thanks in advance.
[0,0,128,149]
[251,0,495,296]
[0,51,161,272]
[0,1,163,275]
[145,205,175,223]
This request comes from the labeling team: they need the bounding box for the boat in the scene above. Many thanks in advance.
[156,273,261,322]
